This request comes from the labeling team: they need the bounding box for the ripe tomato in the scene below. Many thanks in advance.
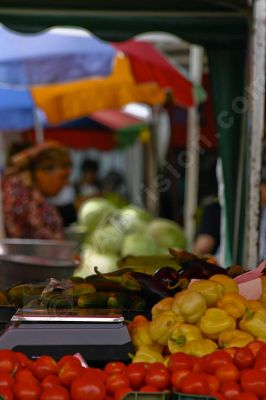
[247,341,266,357]
[254,359,266,372]
[0,373,15,389]
[207,375,220,394]
[13,382,42,400]
[215,364,240,383]
[58,356,81,369]
[234,348,254,369]
[140,385,159,392]
[15,353,31,369]
[0,350,20,375]
[168,353,194,373]
[83,368,107,383]
[145,364,170,391]
[58,362,83,387]
[114,387,132,400]
[234,392,259,400]
[180,373,209,395]
[0,387,13,400]
[126,363,147,390]
[41,375,62,390]
[212,392,226,400]
[71,375,105,400]
[193,357,206,373]
[104,362,126,376]
[106,373,129,395]
[15,369,39,386]
[204,351,233,374]
[240,370,266,397]
[32,356,58,381]
[220,382,241,400]
[40,386,70,400]
[171,369,191,391]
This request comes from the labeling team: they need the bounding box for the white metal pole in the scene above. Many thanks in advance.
[184,45,204,251]
[245,0,266,268]
[33,108,44,144]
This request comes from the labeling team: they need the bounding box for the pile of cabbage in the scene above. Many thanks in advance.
[75,198,187,277]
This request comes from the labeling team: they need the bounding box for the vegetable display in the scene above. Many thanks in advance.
[1,343,266,400]
[129,274,266,362]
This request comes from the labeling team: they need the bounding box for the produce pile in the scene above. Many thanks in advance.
[129,275,266,362]
[0,250,242,310]
[75,198,187,277]
[1,343,266,400]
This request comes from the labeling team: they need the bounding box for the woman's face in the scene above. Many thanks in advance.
[34,162,71,197]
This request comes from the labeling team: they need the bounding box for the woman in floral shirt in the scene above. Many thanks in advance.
[3,141,72,240]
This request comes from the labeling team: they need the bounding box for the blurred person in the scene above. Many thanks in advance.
[77,158,100,197]
[75,158,101,209]
[3,141,72,240]
[193,197,221,256]
[49,183,77,227]
[101,170,128,207]
[193,156,221,256]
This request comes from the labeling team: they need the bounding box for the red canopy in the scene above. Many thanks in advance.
[113,40,194,108]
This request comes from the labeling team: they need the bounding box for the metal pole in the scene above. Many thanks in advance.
[33,108,44,144]
[245,0,266,267]
[184,45,204,250]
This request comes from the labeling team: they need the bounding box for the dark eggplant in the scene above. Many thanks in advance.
[169,249,227,277]
[152,267,180,290]
[129,271,170,307]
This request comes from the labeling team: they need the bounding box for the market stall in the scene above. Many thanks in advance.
[0,2,265,400]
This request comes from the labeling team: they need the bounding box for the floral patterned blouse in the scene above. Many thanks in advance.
[3,174,64,240]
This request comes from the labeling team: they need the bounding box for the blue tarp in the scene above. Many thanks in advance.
[0,87,34,130]
[0,25,116,85]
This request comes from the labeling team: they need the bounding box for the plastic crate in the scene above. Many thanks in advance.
[123,393,170,400]
[172,393,217,400]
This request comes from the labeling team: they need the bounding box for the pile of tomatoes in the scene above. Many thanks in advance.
[1,341,266,400]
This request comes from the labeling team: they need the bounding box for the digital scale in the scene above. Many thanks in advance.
[0,308,134,362]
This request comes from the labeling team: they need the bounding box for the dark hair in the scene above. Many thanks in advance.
[30,147,72,173]
[6,141,32,166]
[81,159,99,173]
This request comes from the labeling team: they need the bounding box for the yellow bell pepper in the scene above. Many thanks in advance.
[188,280,224,307]
[131,322,154,348]
[218,329,255,348]
[184,338,218,357]
[132,345,164,363]
[172,290,207,324]
[149,310,177,345]
[209,274,239,293]
[239,308,266,338]
[246,300,264,312]
[217,293,247,319]
[199,307,236,340]
[168,323,202,354]
[151,297,174,319]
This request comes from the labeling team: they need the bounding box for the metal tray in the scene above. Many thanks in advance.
[0,239,77,290]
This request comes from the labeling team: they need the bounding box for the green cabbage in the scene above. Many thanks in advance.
[74,248,119,277]
[121,232,158,256]
[92,224,124,254]
[77,198,116,233]
[111,206,152,233]
[147,218,187,251]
